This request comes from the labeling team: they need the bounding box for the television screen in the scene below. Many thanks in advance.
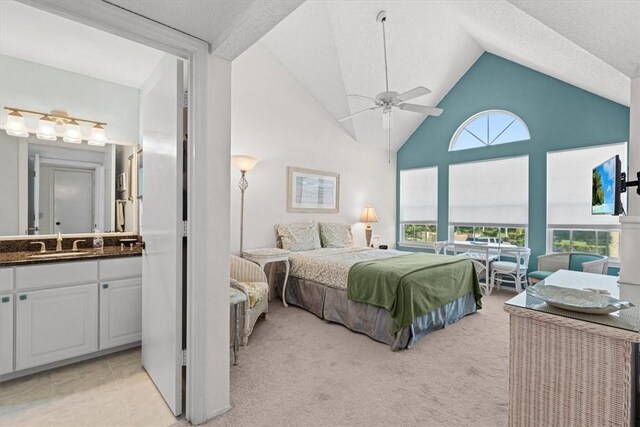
[592,155,621,215]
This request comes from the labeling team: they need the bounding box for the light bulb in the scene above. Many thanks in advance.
[4,110,29,137]
[36,115,57,140]
[63,119,82,144]
[88,124,107,146]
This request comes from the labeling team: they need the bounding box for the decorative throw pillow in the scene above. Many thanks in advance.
[319,222,353,248]
[275,222,321,252]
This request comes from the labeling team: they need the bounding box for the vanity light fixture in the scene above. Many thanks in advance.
[36,115,57,141]
[3,110,29,137]
[2,106,109,145]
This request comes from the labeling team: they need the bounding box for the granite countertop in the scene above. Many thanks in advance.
[0,246,142,267]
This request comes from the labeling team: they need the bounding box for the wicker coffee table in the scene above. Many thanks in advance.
[504,270,639,427]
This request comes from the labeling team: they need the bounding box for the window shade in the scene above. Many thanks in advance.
[399,167,437,223]
[547,142,627,228]
[449,156,529,226]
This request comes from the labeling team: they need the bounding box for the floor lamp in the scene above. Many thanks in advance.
[359,205,379,247]
[231,155,260,255]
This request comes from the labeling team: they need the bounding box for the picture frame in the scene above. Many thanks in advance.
[287,167,340,213]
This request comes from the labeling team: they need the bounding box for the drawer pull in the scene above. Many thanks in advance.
[1,296,9,303]
[19,295,27,301]
[102,283,109,289]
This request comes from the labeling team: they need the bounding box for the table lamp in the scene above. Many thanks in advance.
[359,205,378,247]
[231,155,260,254]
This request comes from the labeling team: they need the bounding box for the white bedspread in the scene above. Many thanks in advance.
[288,247,406,290]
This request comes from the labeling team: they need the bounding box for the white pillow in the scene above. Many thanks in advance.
[275,222,321,252]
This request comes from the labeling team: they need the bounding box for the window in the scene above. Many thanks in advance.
[451,225,527,247]
[449,156,529,227]
[399,167,437,244]
[450,110,530,151]
[547,143,627,260]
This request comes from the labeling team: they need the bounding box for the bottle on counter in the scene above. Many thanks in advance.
[93,229,104,253]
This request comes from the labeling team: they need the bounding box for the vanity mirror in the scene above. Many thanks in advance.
[0,133,140,237]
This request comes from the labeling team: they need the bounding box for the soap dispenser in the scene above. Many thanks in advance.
[93,229,104,253]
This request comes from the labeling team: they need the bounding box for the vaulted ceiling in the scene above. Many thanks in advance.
[259,0,640,151]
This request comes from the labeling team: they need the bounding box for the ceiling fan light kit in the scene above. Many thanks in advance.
[339,10,444,161]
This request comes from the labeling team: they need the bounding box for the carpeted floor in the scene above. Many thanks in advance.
[208,290,514,427]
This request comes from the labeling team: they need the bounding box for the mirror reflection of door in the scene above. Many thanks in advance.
[50,167,95,234]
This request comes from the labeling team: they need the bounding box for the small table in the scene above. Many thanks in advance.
[230,287,247,366]
[504,270,640,426]
[243,248,291,307]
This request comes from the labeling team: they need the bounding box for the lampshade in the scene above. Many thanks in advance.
[88,124,107,146]
[359,205,379,223]
[231,155,260,172]
[63,119,82,144]
[4,110,29,137]
[36,115,57,141]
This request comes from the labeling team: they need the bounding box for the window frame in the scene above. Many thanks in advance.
[546,227,620,264]
[449,109,530,152]
[399,221,438,246]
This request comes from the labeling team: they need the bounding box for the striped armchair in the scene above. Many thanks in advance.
[230,256,269,345]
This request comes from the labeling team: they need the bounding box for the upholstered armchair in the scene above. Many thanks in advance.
[528,253,609,286]
[230,255,269,345]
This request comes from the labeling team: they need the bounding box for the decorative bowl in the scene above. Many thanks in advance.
[526,283,634,315]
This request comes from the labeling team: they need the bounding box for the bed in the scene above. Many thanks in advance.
[275,243,481,351]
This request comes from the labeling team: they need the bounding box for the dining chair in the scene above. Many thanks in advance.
[490,247,531,293]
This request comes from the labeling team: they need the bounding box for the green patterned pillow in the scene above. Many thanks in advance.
[319,222,353,248]
[275,222,321,252]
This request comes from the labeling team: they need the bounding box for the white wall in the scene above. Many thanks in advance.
[629,76,640,215]
[0,134,26,235]
[230,43,396,253]
[0,55,139,143]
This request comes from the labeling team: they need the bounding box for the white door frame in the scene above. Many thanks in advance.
[17,0,214,423]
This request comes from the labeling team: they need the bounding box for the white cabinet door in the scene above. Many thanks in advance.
[100,278,142,349]
[0,294,13,375]
[16,284,98,370]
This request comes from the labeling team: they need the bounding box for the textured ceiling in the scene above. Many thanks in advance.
[508,0,640,78]
[0,1,164,88]
[260,0,635,151]
[104,0,304,60]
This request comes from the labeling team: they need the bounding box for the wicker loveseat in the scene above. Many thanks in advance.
[527,252,609,286]
[230,255,269,345]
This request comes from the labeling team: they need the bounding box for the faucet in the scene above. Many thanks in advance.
[56,232,63,252]
[30,241,46,253]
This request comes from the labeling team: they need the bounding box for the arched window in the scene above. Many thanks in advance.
[449,110,530,151]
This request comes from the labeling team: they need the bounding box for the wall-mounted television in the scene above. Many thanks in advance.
[592,155,622,216]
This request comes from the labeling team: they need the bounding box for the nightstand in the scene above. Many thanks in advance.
[242,248,291,307]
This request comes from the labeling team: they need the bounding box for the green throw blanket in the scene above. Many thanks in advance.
[347,253,482,332]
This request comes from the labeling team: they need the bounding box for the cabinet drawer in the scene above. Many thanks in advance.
[0,268,13,293]
[16,284,98,370]
[0,295,13,375]
[100,257,141,280]
[100,278,142,349]
[16,261,98,291]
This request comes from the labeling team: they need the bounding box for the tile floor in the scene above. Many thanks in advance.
[0,348,179,427]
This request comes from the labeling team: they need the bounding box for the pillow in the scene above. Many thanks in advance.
[319,222,353,248]
[274,222,321,252]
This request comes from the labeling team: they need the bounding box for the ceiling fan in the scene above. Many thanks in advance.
[338,11,443,131]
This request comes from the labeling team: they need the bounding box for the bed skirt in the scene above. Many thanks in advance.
[276,274,478,351]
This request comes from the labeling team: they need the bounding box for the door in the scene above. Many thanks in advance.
[0,294,13,375]
[100,278,142,349]
[140,54,184,416]
[53,168,94,234]
[15,284,98,370]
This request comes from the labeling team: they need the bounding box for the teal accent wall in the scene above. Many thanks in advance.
[397,53,630,273]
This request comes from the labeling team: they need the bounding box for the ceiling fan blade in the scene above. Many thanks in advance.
[338,106,381,122]
[395,86,431,102]
[347,94,381,105]
[398,103,443,116]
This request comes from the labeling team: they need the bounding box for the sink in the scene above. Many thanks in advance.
[29,251,93,259]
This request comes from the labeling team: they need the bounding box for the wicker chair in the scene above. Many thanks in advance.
[230,255,269,345]
[527,252,608,286]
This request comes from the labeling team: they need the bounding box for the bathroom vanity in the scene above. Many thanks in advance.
[0,248,142,380]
